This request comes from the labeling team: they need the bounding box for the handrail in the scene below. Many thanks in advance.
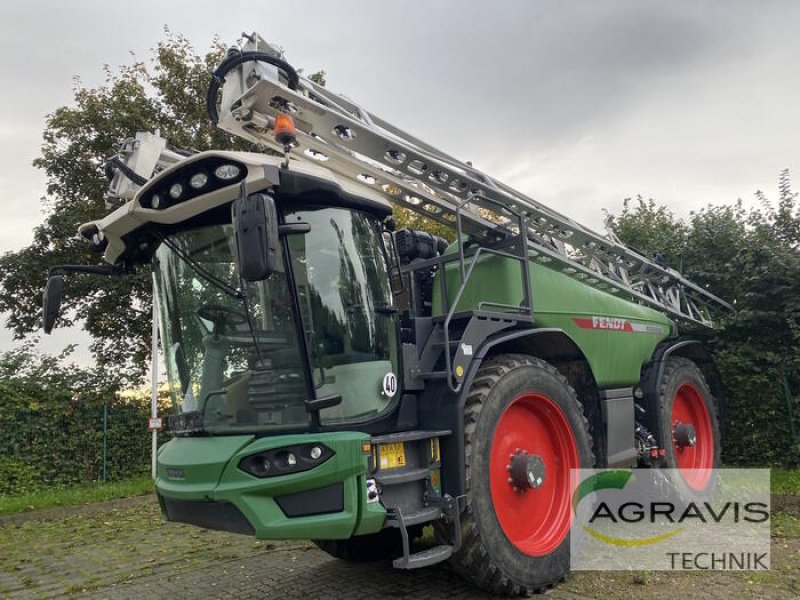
[441,245,532,393]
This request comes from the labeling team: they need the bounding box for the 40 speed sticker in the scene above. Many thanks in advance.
[382,372,398,397]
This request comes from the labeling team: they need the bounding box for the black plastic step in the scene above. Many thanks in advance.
[372,430,450,444]
[386,505,442,528]
[393,544,453,569]
[376,467,431,486]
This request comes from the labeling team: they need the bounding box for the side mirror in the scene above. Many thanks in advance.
[42,275,64,334]
[232,190,279,281]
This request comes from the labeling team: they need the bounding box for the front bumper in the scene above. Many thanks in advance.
[155,431,386,540]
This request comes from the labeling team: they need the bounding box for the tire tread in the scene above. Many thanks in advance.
[449,353,594,596]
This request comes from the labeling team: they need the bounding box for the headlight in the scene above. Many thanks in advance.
[214,164,241,180]
[189,173,208,189]
[139,158,246,210]
[238,443,334,478]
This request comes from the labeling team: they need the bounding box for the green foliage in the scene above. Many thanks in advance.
[611,196,689,267]
[612,170,800,465]
[772,468,800,495]
[392,204,456,242]
[2,26,795,469]
[0,459,39,497]
[0,346,153,495]
[0,29,243,383]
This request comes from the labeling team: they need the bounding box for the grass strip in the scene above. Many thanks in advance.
[0,475,153,516]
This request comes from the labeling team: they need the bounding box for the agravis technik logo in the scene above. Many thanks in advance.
[572,470,684,547]
[570,469,771,570]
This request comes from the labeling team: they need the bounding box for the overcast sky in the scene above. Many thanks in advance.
[1,0,798,362]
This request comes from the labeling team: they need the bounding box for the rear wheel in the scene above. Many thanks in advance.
[449,354,593,595]
[659,357,721,494]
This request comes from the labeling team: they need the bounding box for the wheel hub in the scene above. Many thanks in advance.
[673,421,697,450]
[506,448,546,492]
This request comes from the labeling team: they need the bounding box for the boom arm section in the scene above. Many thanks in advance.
[209,33,733,329]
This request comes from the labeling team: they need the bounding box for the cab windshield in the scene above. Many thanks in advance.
[153,206,398,433]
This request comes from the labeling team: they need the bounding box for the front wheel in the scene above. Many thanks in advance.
[449,354,594,595]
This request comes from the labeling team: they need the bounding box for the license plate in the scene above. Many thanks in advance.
[379,442,406,470]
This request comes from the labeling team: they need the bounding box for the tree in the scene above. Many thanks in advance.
[392,205,456,242]
[0,29,458,384]
[611,172,800,464]
[610,196,689,268]
[0,29,242,383]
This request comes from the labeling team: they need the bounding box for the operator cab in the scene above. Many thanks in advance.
[79,152,402,435]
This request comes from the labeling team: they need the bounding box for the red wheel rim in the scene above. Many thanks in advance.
[489,393,579,556]
[671,383,714,490]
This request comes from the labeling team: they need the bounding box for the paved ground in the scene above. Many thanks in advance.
[0,494,798,599]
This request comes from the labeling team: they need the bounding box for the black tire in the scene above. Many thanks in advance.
[313,528,404,562]
[658,357,721,496]
[447,354,594,596]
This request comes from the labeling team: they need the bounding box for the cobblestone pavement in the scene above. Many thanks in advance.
[1,494,798,599]
[0,497,582,599]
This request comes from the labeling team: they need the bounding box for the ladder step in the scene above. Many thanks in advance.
[474,310,529,322]
[377,467,431,486]
[393,545,453,569]
[386,506,443,527]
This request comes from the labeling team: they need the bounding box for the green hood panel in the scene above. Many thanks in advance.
[157,435,254,498]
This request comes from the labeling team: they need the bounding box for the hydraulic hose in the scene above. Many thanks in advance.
[105,155,148,186]
[206,50,300,125]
